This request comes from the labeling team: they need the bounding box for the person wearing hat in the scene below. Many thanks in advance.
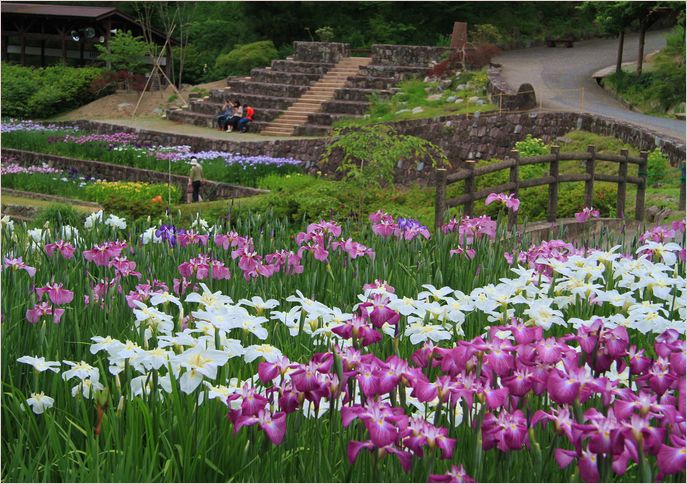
[188,157,204,202]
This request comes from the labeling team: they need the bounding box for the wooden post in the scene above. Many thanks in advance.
[465,160,476,216]
[61,29,67,65]
[435,168,447,231]
[585,145,596,208]
[20,32,26,65]
[40,39,46,67]
[680,160,686,211]
[635,150,648,221]
[617,149,628,219]
[547,146,560,222]
[79,40,85,66]
[1,36,8,61]
[105,18,112,69]
[508,149,519,228]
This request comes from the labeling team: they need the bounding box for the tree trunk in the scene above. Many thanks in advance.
[637,24,647,75]
[615,30,625,75]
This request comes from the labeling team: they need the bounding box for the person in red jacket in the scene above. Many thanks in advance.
[238,105,254,133]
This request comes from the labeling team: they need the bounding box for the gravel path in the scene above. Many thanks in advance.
[494,30,685,141]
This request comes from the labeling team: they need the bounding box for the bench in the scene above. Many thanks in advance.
[546,38,574,48]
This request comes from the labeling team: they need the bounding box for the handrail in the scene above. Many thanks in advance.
[434,145,649,229]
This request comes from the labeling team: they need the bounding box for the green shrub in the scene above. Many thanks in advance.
[321,125,449,188]
[33,203,83,228]
[213,40,277,77]
[647,149,669,187]
[315,27,335,42]
[514,134,548,157]
[173,44,215,84]
[83,181,180,220]
[1,63,113,118]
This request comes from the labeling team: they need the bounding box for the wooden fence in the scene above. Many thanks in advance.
[434,145,648,229]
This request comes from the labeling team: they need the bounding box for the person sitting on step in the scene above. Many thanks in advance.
[226,101,243,132]
[216,100,232,131]
[238,105,254,133]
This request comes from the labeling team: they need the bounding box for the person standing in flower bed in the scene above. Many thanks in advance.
[188,157,204,203]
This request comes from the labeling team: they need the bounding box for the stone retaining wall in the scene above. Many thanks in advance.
[53,112,685,183]
[293,42,350,63]
[2,148,269,201]
[370,44,450,67]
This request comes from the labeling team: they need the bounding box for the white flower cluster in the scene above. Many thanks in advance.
[15,244,684,415]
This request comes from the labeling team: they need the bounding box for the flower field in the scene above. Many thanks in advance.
[1,123,303,187]
[1,200,685,482]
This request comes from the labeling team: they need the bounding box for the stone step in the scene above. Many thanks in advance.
[209,90,298,110]
[345,75,397,89]
[226,80,307,98]
[165,109,270,132]
[307,112,353,126]
[293,124,332,136]
[261,128,295,136]
[189,101,282,121]
[249,68,320,86]
[270,59,334,75]
[333,88,394,102]
[321,99,370,115]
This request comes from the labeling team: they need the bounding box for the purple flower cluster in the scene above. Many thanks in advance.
[0,163,60,175]
[369,211,431,241]
[61,132,138,145]
[150,145,303,169]
[0,120,79,133]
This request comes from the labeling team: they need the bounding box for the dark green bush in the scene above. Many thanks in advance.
[213,40,277,77]
[33,203,83,228]
[1,63,113,118]
[647,149,669,187]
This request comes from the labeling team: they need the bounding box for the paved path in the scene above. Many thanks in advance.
[494,30,685,141]
[96,117,322,142]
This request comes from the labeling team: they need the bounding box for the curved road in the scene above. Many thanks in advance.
[494,30,685,141]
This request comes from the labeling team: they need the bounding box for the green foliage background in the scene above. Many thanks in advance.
[1,64,113,118]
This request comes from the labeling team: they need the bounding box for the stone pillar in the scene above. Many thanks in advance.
[450,22,467,50]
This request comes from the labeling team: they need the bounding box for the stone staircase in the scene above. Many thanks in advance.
[165,57,336,132]
[166,42,449,137]
[261,57,371,136]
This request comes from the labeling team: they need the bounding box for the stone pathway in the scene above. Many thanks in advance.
[93,116,323,142]
[494,30,686,141]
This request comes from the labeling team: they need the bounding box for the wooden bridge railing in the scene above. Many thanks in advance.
[434,145,648,229]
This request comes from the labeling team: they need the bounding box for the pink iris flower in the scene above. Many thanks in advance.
[3,257,36,277]
[574,207,600,223]
[44,240,75,259]
[332,314,382,346]
[347,440,412,473]
[449,246,476,259]
[482,409,529,452]
[429,464,475,483]
[234,409,287,445]
[83,243,121,266]
[36,282,74,305]
[485,192,520,212]
[25,301,64,324]
[401,417,456,459]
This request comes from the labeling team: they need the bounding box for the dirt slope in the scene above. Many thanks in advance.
[52,80,226,121]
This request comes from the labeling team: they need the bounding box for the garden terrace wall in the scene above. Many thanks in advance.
[2,148,268,201]
[370,44,451,67]
[292,42,350,63]
[56,120,327,166]
[53,114,684,181]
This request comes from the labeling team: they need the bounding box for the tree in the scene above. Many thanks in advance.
[589,2,683,76]
[585,2,636,75]
[95,30,150,74]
